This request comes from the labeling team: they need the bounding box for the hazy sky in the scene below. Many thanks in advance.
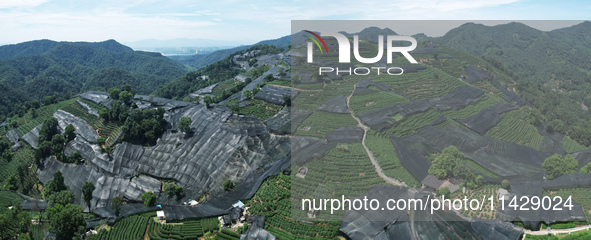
[0,0,589,45]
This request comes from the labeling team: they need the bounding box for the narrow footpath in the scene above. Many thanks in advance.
[345,85,406,187]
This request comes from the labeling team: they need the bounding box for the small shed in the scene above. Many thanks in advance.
[421,175,443,190]
[235,75,248,82]
[233,201,245,208]
[498,188,510,201]
[157,211,166,221]
[439,180,460,193]
[296,167,308,179]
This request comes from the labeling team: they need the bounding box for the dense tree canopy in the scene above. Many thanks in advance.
[108,86,120,99]
[82,181,95,210]
[64,124,76,143]
[223,179,235,191]
[44,171,68,198]
[35,117,70,163]
[48,190,74,206]
[141,191,157,207]
[543,154,578,179]
[122,107,166,145]
[0,202,31,236]
[38,117,59,143]
[428,145,482,188]
[581,162,591,174]
[111,196,122,217]
[437,186,450,198]
[0,139,13,169]
[47,203,86,239]
[428,146,462,179]
[178,117,192,133]
[98,85,167,146]
[164,183,184,198]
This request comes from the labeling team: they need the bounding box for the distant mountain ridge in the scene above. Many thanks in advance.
[552,21,591,34]
[168,34,291,70]
[168,27,399,70]
[123,38,241,49]
[0,39,132,60]
[0,39,187,118]
[436,21,591,77]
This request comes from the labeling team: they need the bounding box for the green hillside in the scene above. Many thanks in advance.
[0,39,187,119]
[437,21,591,146]
[154,44,284,100]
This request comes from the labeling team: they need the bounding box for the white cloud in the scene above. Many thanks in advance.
[397,0,520,11]
[0,0,48,9]
[0,0,587,45]
[0,9,219,43]
[193,10,220,16]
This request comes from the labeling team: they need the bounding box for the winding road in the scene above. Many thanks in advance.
[345,85,407,187]
[522,225,591,239]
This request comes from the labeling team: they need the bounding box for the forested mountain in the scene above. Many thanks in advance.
[436,21,591,146]
[0,39,132,60]
[0,39,187,119]
[168,34,290,69]
[438,22,591,84]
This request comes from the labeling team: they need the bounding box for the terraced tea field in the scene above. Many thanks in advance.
[455,185,499,220]
[292,143,386,221]
[545,188,591,221]
[15,98,78,135]
[373,67,466,101]
[443,94,501,119]
[0,144,41,197]
[380,108,442,138]
[30,223,49,240]
[294,111,357,139]
[93,211,220,240]
[486,110,543,150]
[365,131,420,187]
[563,136,589,153]
[234,99,283,120]
[349,91,408,114]
[61,101,102,128]
[473,80,509,99]
[0,191,22,207]
[248,173,341,239]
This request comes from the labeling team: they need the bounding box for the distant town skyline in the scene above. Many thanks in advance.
[0,0,589,46]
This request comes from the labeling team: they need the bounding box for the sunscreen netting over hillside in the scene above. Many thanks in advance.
[290,21,591,235]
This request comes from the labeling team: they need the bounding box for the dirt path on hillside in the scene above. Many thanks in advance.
[345,85,406,187]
